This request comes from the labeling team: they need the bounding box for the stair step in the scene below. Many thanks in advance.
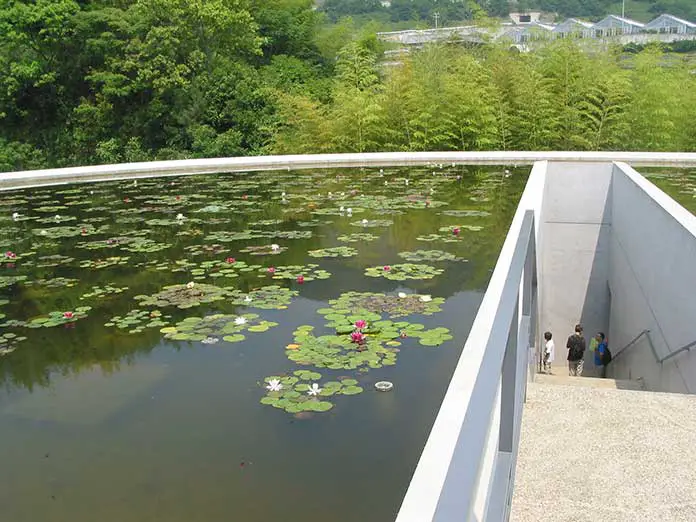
[534,373,645,391]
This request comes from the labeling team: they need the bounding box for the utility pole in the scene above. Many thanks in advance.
[433,11,440,29]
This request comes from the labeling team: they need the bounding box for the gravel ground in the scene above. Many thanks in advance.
[511,378,696,522]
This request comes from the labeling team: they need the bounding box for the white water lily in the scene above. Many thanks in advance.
[244,295,253,303]
[186,281,195,289]
[176,213,185,221]
[266,379,283,392]
[40,230,47,235]
[384,180,388,186]
[133,180,138,187]
[54,214,61,221]
[234,316,247,326]
[202,337,219,345]
[405,179,409,185]
[11,212,19,220]
[398,292,407,298]
[339,206,345,212]
[270,244,280,252]
[361,219,368,226]
[307,383,322,396]
[419,295,432,302]
[281,192,286,197]
[346,207,352,215]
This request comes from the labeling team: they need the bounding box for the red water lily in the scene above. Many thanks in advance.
[226,257,236,264]
[354,320,367,330]
[296,275,304,284]
[351,331,366,344]
[383,265,391,271]
[123,197,130,203]
[63,311,74,319]
[453,227,461,236]
[81,228,87,235]
[5,251,16,259]
[242,195,248,200]
[267,267,276,274]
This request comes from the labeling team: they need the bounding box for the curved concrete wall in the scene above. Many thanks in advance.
[3,151,696,192]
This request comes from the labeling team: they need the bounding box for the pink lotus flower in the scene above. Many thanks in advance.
[354,320,367,330]
[383,265,391,271]
[226,257,236,264]
[5,251,16,259]
[452,227,461,236]
[63,311,74,319]
[296,275,304,284]
[267,267,276,274]
[351,331,366,344]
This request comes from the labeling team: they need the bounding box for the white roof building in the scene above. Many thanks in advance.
[644,14,696,34]
[592,15,645,35]
[552,18,593,38]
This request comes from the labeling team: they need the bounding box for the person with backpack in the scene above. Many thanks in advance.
[566,324,586,376]
[594,332,611,378]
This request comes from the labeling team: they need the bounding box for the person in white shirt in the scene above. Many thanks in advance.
[543,331,555,373]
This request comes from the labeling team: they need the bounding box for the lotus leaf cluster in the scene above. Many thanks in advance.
[183,244,230,256]
[337,233,379,243]
[307,246,357,258]
[79,256,130,269]
[440,210,491,217]
[397,250,462,262]
[2,306,91,328]
[0,332,26,356]
[438,224,483,233]
[0,275,27,288]
[350,219,393,228]
[260,264,331,281]
[159,313,277,343]
[239,244,288,256]
[227,285,298,309]
[134,283,230,309]
[286,325,398,371]
[120,238,171,253]
[80,285,129,300]
[260,373,364,414]
[105,309,171,333]
[32,277,80,288]
[364,263,444,281]
[321,291,445,319]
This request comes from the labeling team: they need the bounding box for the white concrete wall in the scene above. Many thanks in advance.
[607,163,696,393]
[538,162,613,376]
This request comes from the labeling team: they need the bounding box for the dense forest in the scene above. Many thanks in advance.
[1,0,695,172]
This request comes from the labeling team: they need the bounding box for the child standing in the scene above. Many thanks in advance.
[543,331,555,373]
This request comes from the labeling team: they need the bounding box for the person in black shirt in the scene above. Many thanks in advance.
[566,324,586,376]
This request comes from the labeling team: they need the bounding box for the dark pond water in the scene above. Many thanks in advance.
[0,166,526,522]
[644,168,696,215]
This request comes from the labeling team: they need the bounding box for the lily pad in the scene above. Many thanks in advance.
[105,309,171,333]
[307,246,358,258]
[336,233,378,243]
[227,285,298,310]
[260,264,331,282]
[397,250,462,262]
[160,313,278,343]
[239,244,288,256]
[134,283,230,309]
[364,263,444,281]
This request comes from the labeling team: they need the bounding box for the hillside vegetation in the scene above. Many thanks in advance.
[1,0,695,172]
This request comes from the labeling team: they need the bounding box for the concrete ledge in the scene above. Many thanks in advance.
[2,151,696,192]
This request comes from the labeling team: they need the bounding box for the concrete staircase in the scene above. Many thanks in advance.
[511,372,696,522]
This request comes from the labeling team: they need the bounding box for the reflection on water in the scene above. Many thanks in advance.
[0,167,526,522]
[644,168,696,216]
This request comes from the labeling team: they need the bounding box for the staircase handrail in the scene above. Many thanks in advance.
[611,329,696,365]
[610,329,652,362]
